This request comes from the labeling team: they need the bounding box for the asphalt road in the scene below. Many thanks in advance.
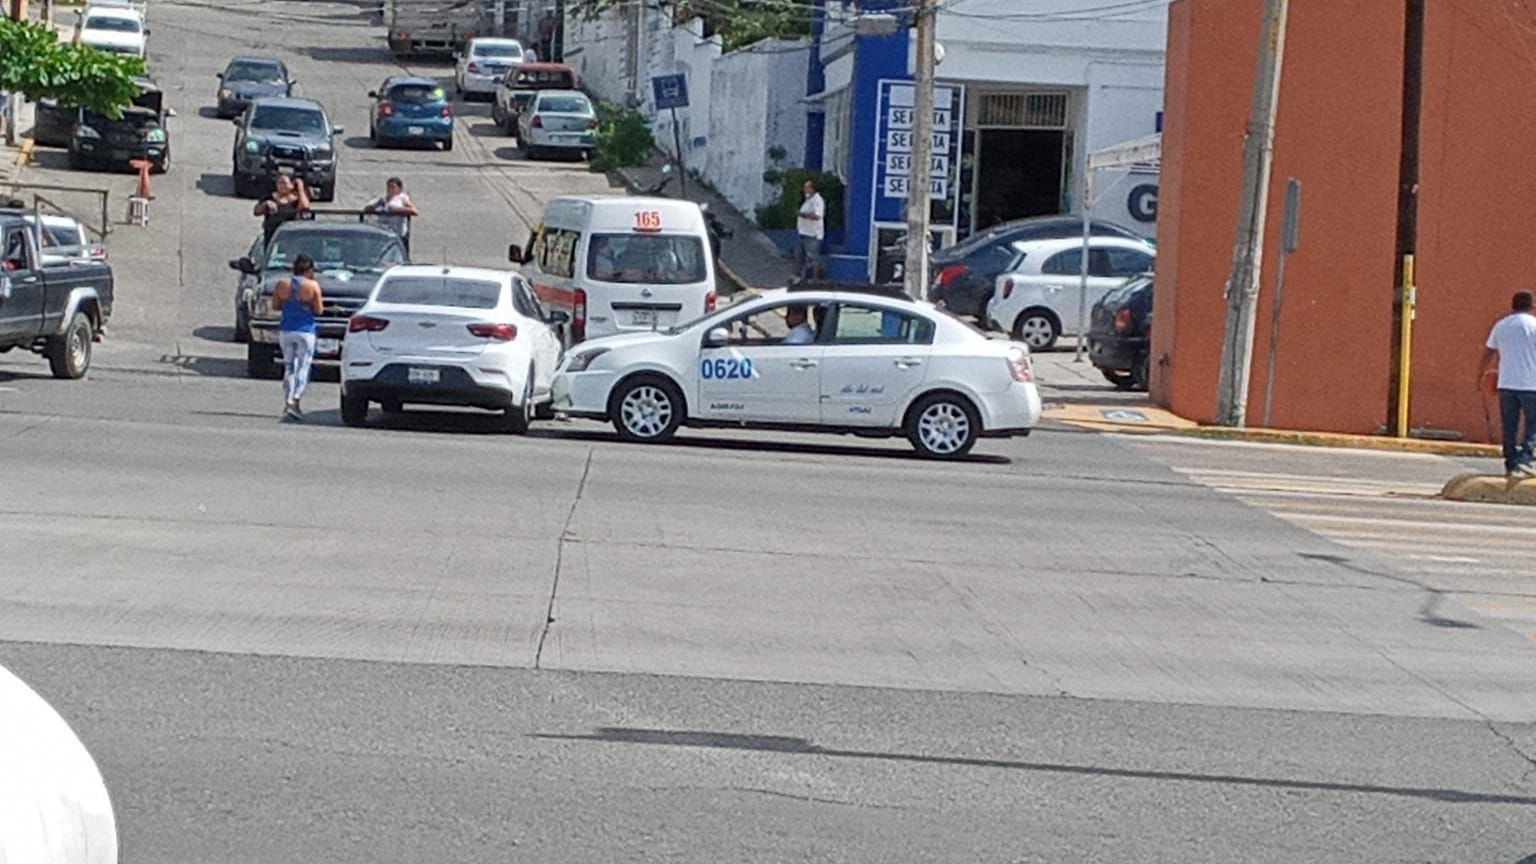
[3,2,1535,861]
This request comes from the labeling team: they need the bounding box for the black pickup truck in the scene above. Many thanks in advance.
[0,211,115,378]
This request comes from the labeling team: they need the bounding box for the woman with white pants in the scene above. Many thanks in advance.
[271,253,323,421]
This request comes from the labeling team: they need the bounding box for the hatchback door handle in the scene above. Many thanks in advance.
[790,359,818,370]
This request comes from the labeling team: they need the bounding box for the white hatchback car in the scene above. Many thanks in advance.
[517,90,596,159]
[984,236,1155,350]
[552,285,1042,458]
[454,38,525,99]
[339,265,566,433]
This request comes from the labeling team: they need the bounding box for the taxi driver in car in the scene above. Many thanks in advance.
[782,304,814,345]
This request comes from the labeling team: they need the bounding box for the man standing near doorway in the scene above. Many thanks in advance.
[794,179,825,281]
[1480,290,1536,477]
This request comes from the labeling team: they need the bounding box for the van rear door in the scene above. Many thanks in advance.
[583,230,713,335]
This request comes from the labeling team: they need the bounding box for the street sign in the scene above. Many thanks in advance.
[870,79,964,228]
[651,74,689,110]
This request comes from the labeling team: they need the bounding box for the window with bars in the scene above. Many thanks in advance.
[977,92,1070,129]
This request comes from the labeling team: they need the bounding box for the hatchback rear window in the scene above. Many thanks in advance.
[538,95,591,114]
[388,84,446,104]
[513,70,575,88]
[375,277,502,309]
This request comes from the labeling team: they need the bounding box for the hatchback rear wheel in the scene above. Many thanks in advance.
[1012,310,1059,351]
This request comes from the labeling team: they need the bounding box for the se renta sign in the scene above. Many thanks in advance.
[651,74,689,110]
[870,79,965,228]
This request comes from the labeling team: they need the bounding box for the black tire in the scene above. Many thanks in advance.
[67,150,87,171]
[525,144,539,160]
[1131,355,1150,391]
[534,401,556,421]
[504,113,518,135]
[1100,368,1135,390]
[152,149,169,174]
[46,311,93,379]
[234,304,250,343]
[443,135,454,152]
[369,123,376,142]
[314,183,335,203]
[246,342,277,379]
[491,102,504,126]
[233,173,255,198]
[501,369,534,434]
[905,391,981,460]
[609,374,684,443]
[380,397,403,414]
[1012,309,1060,351]
[340,390,368,427]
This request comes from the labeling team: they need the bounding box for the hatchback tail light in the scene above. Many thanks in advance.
[440,105,453,118]
[467,322,518,341]
[467,61,481,73]
[572,288,587,342]
[586,118,599,130]
[935,263,966,288]
[378,101,395,117]
[1001,277,1014,300]
[1007,350,1034,384]
[705,291,717,314]
[348,314,389,333]
[1113,308,1133,333]
[530,114,543,129]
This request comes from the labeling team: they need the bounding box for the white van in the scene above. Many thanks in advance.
[511,196,717,345]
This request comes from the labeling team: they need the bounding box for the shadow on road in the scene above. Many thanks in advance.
[305,45,406,66]
[192,325,236,344]
[534,426,1012,464]
[196,172,237,198]
[196,107,223,120]
[156,354,247,379]
[340,135,375,151]
[0,369,54,383]
[466,121,507,139]
[27,150,74,172]
[534,726,1536,808]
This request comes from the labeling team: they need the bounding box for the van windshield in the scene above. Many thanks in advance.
[586,234,706,285]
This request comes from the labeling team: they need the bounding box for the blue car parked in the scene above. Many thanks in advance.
[368,76,454,151]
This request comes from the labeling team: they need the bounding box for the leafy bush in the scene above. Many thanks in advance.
[589,102,654,170]
[0,17,144,116]
[755,168,844,231]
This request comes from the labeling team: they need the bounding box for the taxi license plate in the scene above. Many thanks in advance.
[408,126,425,136]
[408,367,440,384]
[631,308,657,327]
[316,338,340,355]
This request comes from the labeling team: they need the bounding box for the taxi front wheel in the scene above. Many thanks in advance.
[906,392,980,459]
[610,375,684,443]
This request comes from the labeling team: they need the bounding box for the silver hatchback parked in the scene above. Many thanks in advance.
[516,90,596,160]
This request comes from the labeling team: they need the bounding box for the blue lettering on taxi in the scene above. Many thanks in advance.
[701,357,754,380]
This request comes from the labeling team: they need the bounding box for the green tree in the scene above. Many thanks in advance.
[0,17,145,116]
[570,0,813,52]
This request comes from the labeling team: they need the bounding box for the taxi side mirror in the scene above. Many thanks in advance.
[507,243,523,263]
[703,326,729,348]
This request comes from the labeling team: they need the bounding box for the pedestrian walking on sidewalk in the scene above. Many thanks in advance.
[1479,289,1536,477]
[794,179,825,281]
[364,177,419,256]
[272,254,323,421]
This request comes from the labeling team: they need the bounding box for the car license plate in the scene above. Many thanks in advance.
[316,338,340,355]
[408,126,424,136]
[631,308,657,327]
[408,367,440,384]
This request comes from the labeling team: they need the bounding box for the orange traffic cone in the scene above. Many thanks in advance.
[126,159,152,226]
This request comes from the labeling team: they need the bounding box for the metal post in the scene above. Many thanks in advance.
[902,0,936,300]
[1388,0,1424,434]
[1261,178,1301,427]
[1214,0,1289,427]
[1074,171,1092,362]
[670,106,687,198]
[1395,253,1416,437]
[494,0,505,36]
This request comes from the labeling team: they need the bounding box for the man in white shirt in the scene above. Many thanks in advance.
[363,177,419,256]
[1480,290,1536,477]
[781,304,814,345]
[794,179,825,281]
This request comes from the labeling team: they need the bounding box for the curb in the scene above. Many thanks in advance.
[1178,424,1501,458]
[1441,472,1536,506]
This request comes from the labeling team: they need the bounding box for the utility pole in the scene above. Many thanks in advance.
[1213,0,1289,427]
[902,0,936,299]
[1387,0,1425,436]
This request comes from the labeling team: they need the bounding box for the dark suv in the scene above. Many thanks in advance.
[67,76,171,174]
[1087,273,1154,390]
[230,97,342,201]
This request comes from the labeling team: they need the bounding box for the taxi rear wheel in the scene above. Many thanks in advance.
[610,375,684,443]
[906,392,980,459]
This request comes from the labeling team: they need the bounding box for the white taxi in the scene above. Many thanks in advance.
[551,284,1041,458]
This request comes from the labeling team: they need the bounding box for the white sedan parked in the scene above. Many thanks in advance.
[552,286,1041,458]
[518,90,596,159]
[454,38,525,99]
[339,265,567,432]
[984,236,1155,350]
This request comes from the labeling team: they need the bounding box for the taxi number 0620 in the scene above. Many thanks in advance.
[700,357,754,380]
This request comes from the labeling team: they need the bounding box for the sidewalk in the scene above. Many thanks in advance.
[614,152,794,295]
[1,98,37,188]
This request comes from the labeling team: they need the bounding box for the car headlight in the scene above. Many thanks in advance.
[146,128,167,143]
[219,88,233,99]
[565,347,609,373]
[75,125,101,140]
[312,145,333,159]
[244,140,262,152]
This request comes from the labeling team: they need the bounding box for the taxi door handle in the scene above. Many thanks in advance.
[894,357,923,369]
[790,358,818,370]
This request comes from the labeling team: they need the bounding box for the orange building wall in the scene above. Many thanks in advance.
[1155,0,1408,434]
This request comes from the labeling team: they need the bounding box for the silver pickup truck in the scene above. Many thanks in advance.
[0,210,115,379]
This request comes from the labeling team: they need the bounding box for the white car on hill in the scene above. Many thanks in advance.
[983,236,1155,350]
[79,5,148,58]
[551,284,1042,459]
[339,265,567,433]
[454,37,526,99]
